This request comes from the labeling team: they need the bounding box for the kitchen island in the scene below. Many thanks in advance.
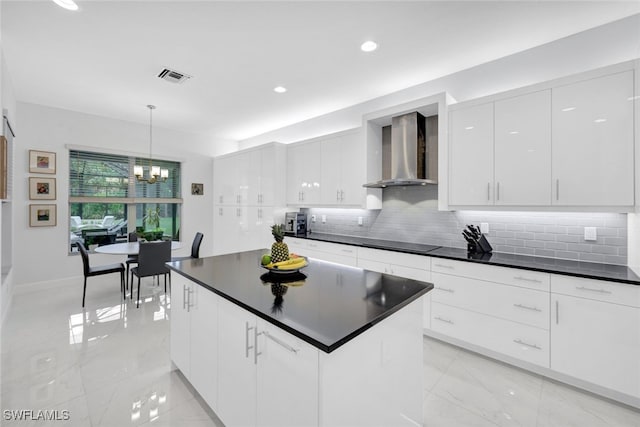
[167,249,433,427]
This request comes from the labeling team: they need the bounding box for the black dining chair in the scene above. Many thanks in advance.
[172,232,204,261]
[131,240,171,308]
[78,242,125,307]
[125,232,138,292]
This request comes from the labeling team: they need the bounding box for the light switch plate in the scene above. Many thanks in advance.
[584,227,597,241]
[480,222,489,234]
[311,215,316,223]
[358,216,363,226]
[322,215,327,223]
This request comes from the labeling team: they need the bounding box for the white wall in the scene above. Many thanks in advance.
[12,102,224,286]
[239,14,640,148]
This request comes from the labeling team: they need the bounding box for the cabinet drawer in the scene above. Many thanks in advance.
[431,258,549,291]
[432,302,549,367]
[551,275,640,308]
[358,247,430,270]
[432,272,549,329]
[309,250,357,267]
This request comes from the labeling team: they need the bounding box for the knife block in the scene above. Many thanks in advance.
[467,234,493,254]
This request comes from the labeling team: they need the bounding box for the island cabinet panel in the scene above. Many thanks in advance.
[319,299,424,427]
[551,275,640,399]
[170,274,219,410]
[217,297,258,427]
[217,297,320,427]
[256,319,319,427]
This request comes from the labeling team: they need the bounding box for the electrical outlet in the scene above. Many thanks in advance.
[321,215,327,223]
[358,216,363,226]
[311,215,316,223]
[584,227,597,241]
[480,222,489,234]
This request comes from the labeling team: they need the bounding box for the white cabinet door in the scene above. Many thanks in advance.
[449,103,494,206]
[494,90,552,205]
[256,319,319,427]
[552,71,634,206]
[551,293,640,398]
[213,206,240,255]
[258,146,274,206]
[286,141,322,205]
[217,297,258,427]
[339,131,365,206]
[170,275,191,377]
[320,136,342,205]
[189,284,219,411]
[213,154,238,205]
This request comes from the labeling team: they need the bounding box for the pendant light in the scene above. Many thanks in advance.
[134,105,168,184]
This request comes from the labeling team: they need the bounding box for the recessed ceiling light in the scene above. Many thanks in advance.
[274,86,287,93]
[360,41,378,52]
[52,0,79,11]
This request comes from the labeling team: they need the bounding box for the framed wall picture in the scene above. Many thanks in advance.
[29,177,56,200]
[29,150,56,174]
[191,183,204,195]
[29,204,57,227]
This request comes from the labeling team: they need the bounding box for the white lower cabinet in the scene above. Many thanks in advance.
[551,275,640,399]
[287,238,358,267]
[217,296,319,427]
[170,274,219,410]
[357,247,431,282]
[428,260,550,368]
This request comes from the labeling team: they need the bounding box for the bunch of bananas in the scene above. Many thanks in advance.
[265,257,307,270]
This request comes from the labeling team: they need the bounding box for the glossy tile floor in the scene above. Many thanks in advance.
[1,275,639,426]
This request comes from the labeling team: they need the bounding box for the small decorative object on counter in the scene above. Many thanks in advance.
[462,224,493,254]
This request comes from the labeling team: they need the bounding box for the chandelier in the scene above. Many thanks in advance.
[134,105,168,184]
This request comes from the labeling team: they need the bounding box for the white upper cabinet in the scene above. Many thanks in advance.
[494,90,552,205]
[552,71,634,207]
[213,153,239,205]
[448,63,635,211]
[449,103,494,206]
[320,130,365,206]
[286,141,322,205]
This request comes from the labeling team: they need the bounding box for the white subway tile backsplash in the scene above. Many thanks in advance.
[302,208,628,265]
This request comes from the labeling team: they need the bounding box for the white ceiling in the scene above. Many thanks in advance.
[3,1,640,143]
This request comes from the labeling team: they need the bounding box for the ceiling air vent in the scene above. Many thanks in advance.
[157,68,192,84]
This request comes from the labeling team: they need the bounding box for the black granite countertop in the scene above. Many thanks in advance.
[167,250,433,353]
[296,233,640,286]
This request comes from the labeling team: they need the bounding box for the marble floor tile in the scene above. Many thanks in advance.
[2,275,640,426]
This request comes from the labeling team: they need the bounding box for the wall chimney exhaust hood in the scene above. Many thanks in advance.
[363,112,438,188]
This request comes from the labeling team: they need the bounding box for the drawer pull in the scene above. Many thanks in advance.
[262,330,299,354]
[576,286,612,294]
[434,316,454,325]
[341,249,354,254]
[434,264,454,269]
[513,303,542,312]
[245,322,255,359]
[436,287,455,293]
[513,339,541,350]
[514,276,542,283]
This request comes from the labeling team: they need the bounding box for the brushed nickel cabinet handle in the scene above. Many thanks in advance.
[436,287,455,293]
[576,286,612,294]
[487,182,490,201]
[434,316,454,324]
[497,182,500,201]
[183,285,187,310]
[556,300,559,324]
[254,327,262,364]
[245,322,254,359]
[434,264,454,269]
[556,179,559,201]
[514,276,542,283]
[513,303,542,312]
[513,339,541,350]
[263,330,299,354]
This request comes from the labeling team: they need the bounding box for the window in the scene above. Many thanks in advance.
[69,150,182,252]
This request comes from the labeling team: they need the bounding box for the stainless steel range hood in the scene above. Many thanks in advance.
[363,112,438,188]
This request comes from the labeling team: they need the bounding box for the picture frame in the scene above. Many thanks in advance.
[191,183,204,195]
[29,150,56,174]
[29,177,56,200]
[29,204,57,227]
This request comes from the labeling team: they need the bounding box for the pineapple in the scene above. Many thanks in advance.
[270,224,289,263]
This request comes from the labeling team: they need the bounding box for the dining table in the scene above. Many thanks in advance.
[94,241,182,255]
